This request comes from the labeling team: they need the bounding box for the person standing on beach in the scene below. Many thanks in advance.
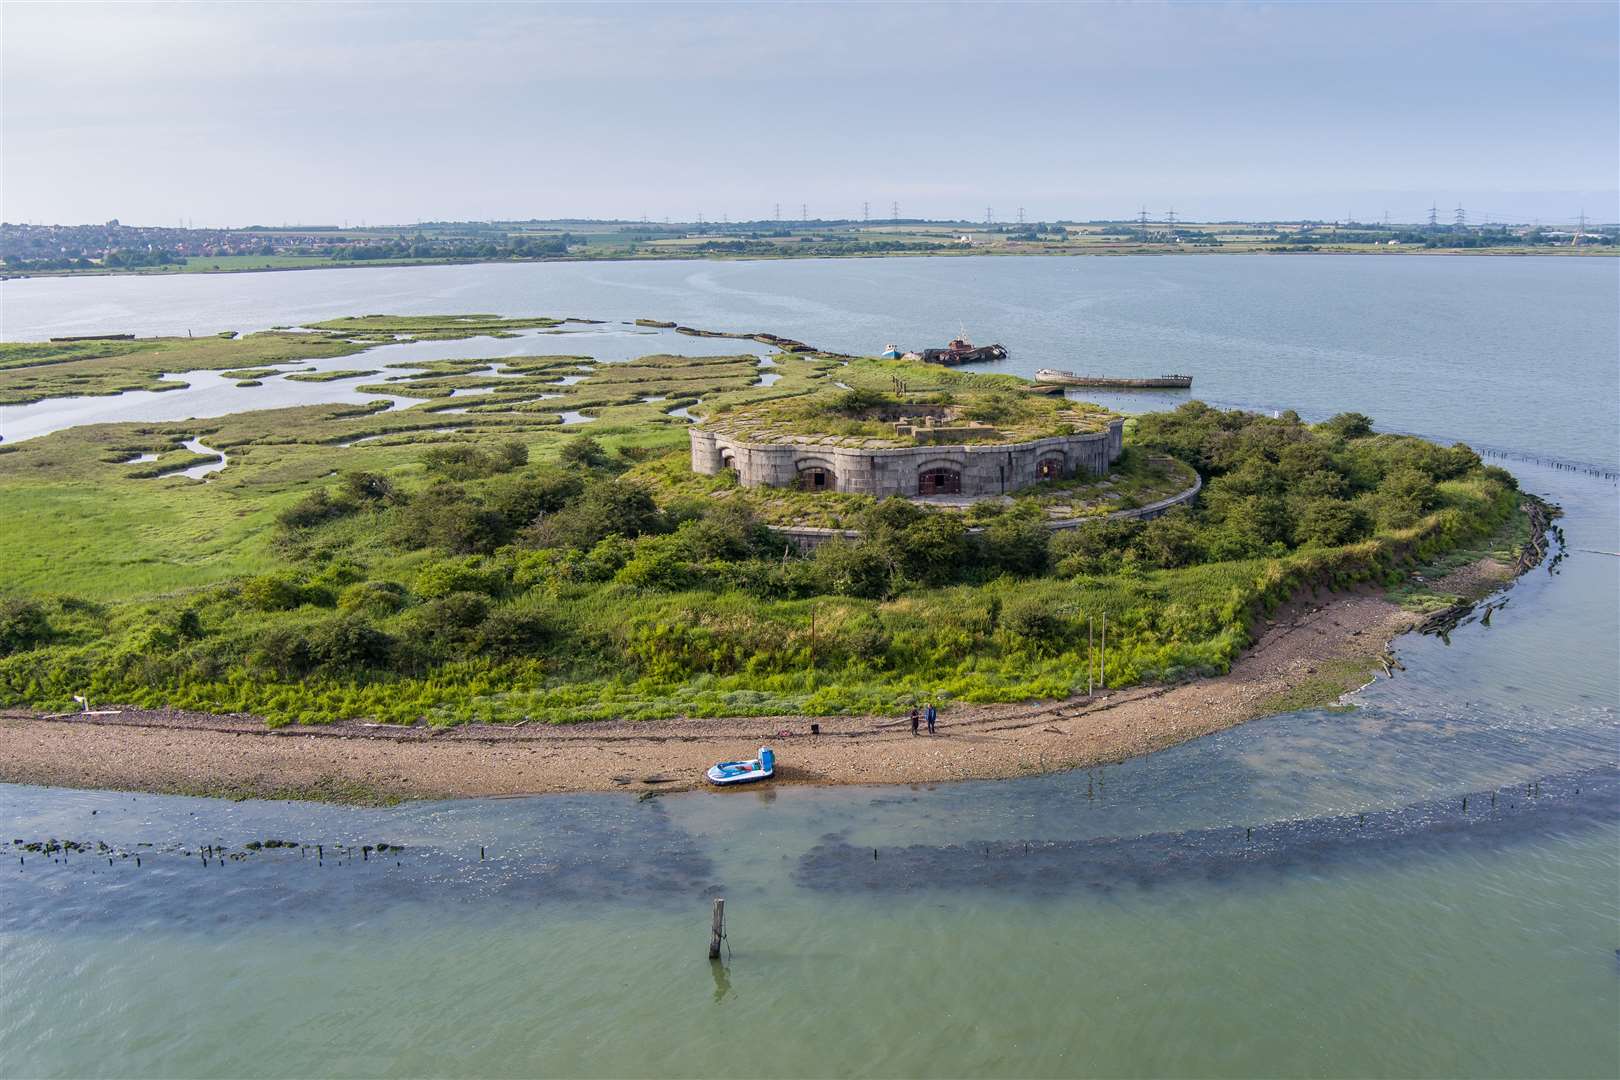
[925,701,937,735]
[910,705,921,736]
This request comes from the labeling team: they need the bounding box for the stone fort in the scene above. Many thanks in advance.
[689,413,1125,498]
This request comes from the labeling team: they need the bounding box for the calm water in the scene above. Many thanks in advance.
[4,255,1616,465]
[0,324,765,443]
[2,258,1617,1077]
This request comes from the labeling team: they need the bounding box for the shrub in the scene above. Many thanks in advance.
[276,490,358,530]
[813,540,892,599]
[475,606,554,659]
[1294,498,1368,547]
[240,574,308,612]
[1317,412,1374,441]
[615,542,697,592]
[407,592,490,655]
[250,625,315,678]
[673,503,773,563]
[1051,519,1140,577]
[337,580,408,615]
[843,614,892,664]
[526,479,665,550]
[0,598,51,656]
[342,471,399,504]
[391,482,512,554]
[1002,597,1066,651]
[415,557,507,599]
[984,510,1050,576]
[487,471,582,528]
[558,434,610,470]
[309,615,394,670]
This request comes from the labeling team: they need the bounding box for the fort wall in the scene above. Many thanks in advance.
[689,419,1125,498]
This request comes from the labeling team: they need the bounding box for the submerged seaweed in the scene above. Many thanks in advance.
[795,765,1620,895]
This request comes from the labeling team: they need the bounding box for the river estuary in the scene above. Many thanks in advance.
[2,255,1616,1077]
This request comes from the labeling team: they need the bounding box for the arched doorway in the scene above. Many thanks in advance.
[798,466,836,492]
[918,467,962,495]
[1037,456,1065,481]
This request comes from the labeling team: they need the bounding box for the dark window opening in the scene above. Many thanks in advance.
[1037,457,1064,480]
[799,467,835,492]
[918,468,962,495]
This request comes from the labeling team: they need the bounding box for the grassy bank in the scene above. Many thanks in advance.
[0,321,1525,726]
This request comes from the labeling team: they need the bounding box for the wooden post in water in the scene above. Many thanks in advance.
[708,898,725,960]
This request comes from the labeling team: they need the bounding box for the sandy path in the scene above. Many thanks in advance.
[0,560,1515,802]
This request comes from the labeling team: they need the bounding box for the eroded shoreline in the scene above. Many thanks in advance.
[0,559,1517,803]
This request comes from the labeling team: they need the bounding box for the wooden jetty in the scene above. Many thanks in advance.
[1035,368,1192,390]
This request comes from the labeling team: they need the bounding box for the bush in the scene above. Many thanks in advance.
[309,615,394,670]
[843,614,891,664]
[525,479,665,550]
[984,510,1050,576]
[487,471,582,528]
[240,574,308,612]
[615,542,698,592]
[391,482,512,554]
[1051,519,1140,576]
[861,499,969,586]
[415,557,507,599]
[276,490,358,531]
[337,580,408,615]
[407,591,490,655]
[250,625,315,678]
[1002,598,1066,651]
[673,504,774,563]
[1318,412,1374,441]
[813,540,892,599]
[0,598,52,656]
[420,441,526,481]
[475,606,555,659]
[558,434,610,470]
[342,471,399,504]
[1294,498,1368,547]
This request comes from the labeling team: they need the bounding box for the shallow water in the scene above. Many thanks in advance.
[1,459,1614,1079]
[4,255,1615,465]
[1,260,1617,1076]
[0,324,768,444]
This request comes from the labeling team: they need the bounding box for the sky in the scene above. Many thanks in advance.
[3,1,1616,227]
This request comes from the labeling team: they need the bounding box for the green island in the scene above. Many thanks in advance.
[0,316,1529,727]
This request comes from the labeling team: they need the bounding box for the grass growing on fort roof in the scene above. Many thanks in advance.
[701,369,1117,447]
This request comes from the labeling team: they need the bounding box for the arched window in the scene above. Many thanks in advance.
[918,467,962,495]
[798,466,836,492]
[1037,456,1065,481]
[719,451,737,475]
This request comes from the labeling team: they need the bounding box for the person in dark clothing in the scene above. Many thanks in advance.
[910,706,921,736]
[925,702,937,734]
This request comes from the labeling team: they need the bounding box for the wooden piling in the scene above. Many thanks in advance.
[708,898,725,960]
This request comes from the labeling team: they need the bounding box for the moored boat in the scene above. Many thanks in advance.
[920,335,1007,365]
[706,747,776,786]
[1035,368,1192,389]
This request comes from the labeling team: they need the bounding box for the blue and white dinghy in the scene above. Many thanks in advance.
[706,747,775,786]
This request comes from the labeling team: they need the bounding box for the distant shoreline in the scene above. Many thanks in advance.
[0,557,1517,804]
[4,244,1612,283]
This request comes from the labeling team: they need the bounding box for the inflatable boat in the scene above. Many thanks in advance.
[706,747,775,786]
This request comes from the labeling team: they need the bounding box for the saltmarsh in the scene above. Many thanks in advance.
[0,317,1526,726]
